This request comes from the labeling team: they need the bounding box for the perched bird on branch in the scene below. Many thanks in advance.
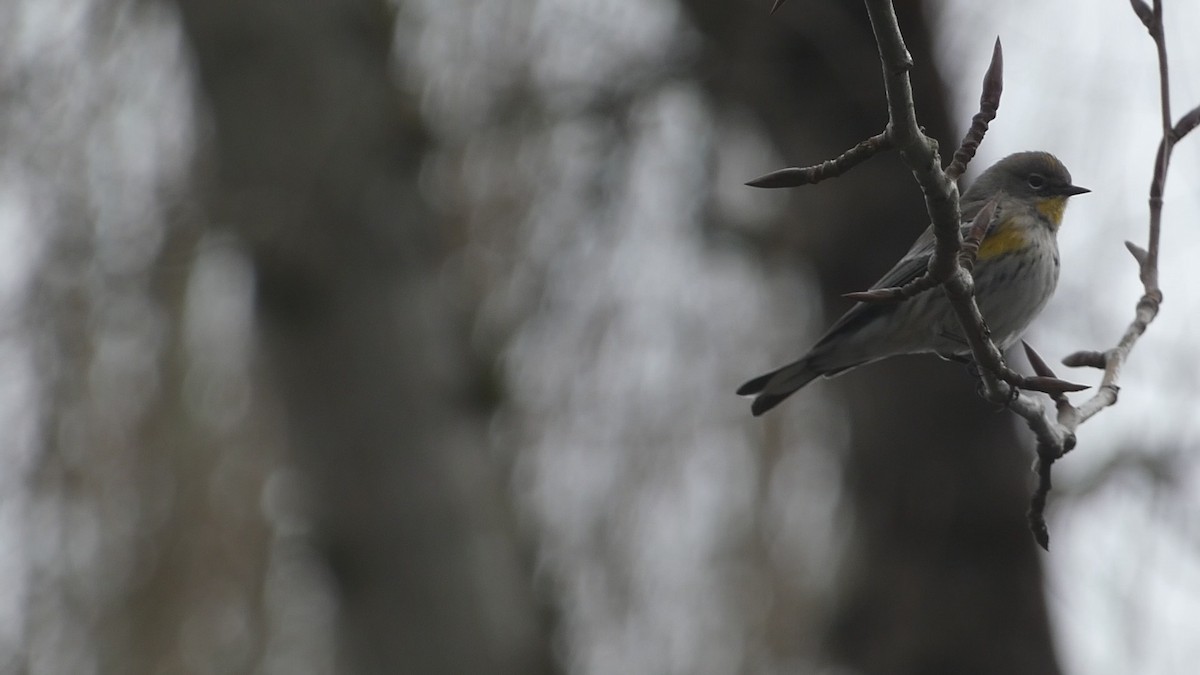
[739,151,1089,416]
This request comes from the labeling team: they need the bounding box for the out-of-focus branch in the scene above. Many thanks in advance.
[172,0,558,670]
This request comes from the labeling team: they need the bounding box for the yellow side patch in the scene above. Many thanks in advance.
[1035,196,1067,225]
[977,222,1027,260]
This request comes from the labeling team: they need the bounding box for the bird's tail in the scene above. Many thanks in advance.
[736,357,821,416]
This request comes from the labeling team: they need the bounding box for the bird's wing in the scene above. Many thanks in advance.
[815,226,938,343]
[867,225,938,290]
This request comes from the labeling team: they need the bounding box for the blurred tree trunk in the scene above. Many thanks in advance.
[171,1,555,673]
[678,2,1061,673]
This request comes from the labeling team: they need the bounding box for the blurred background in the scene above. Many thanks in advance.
[1,0,1199,673]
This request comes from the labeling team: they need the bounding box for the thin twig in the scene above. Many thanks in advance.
[1175,105,1200,139]
[842,276,939,303]
[844,199,996,302]
[1129,0,1154,30]
[1061,349,1107,370]
[758,0,1020,409]
[1028,440,1057,550]
[1023,341,1085,405]
[1022,341,1057,380]
[945,39,1003,182]
[1026,0,1199,547]
[862,0,1031,405]
[746,133,892,188]
[1057,0,1192,428]
[958,199,1000,272]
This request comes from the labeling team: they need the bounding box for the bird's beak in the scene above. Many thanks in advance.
[1058,184,1091,197]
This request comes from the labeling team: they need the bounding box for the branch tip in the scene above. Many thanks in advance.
[983,38,1004,106]
[1129,0,1154,30]
[1023,376,1090,394]
[1174,104,1200,141]
[747,133,891,189]
[972,201,998,240]
[945,40,1003,181]
[769,0,787,15]
[958,200,999,271]
[1124,240,1149,266]
[1028,444,1059,550]
[1032,521,1050,551]
[1021,340,1057,379]
[746,168,808,189]
[1061,350,1107,369]
[842,291,876,302]
[843,288,903,303]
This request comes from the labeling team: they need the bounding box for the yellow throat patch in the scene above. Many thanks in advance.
[977,221,1027,260]
[1035,196,1068,226]
[978,197,1068,260]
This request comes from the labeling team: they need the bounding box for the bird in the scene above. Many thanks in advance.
[738,151,1089,416]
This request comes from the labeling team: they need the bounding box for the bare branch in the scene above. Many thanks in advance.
[746,133,892,188]
[1153,0,1172,139]
[842,275,939,303]
[1125,240,1149,265]
[751,0,1192,548]
[958,199,999,272]
[1026,0,1197,546]
[1174,103,1200,140]
[1028,441,1057,551]
[1129,0,1154,30]
[1022,341,1058,379]
[846,200,998,304]
[1062,350,1107,369]
[1016,376,1089,395]
[945,39,1003,182]
[1059,0,1175,428]
[861,0,1038,411]
[861,0,988,302]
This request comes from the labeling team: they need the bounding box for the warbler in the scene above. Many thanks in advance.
[739,151,1089,416]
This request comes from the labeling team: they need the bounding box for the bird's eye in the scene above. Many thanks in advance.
[1027,173,1047,189]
